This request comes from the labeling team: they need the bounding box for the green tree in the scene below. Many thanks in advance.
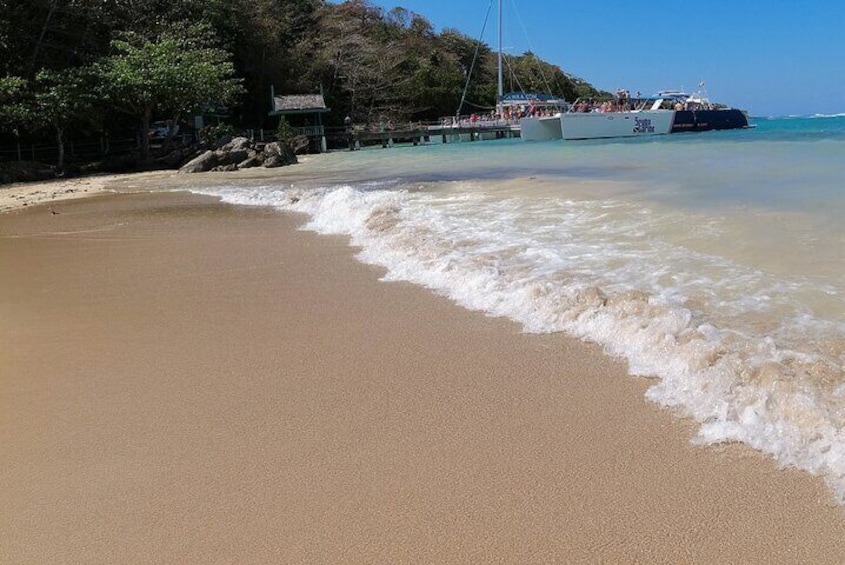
[276,116,294,144]
[230,0,320,126]
[307,2,449,124]
[441,29,497,116]
[0,76,30,137]
[30,67,98,169]
[3,0,610,164]
[96,25,242,160]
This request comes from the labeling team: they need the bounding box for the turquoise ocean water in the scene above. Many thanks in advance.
[191,115,845,502]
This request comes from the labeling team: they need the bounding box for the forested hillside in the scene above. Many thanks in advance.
[0,0,604,153]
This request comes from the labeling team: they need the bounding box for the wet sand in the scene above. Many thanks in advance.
[1,187,844,563]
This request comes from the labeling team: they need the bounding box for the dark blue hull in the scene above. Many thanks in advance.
[671,109,748,133]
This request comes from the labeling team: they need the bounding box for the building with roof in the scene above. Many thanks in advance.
[268,87,331,152]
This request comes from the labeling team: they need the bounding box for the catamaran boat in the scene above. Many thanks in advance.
[519,113,565,141]
[484,0,749,142]
[501,92,568,141]
[519,90,749,141]
[558,98,675,140]
[520,96,674,141]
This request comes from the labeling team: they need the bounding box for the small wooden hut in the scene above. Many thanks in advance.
[269,88,331,152]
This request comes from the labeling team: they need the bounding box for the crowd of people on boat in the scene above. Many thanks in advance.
[441,85,718,125]
[567,89,645,113]
[506,88,649,117]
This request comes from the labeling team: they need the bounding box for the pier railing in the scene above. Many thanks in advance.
[325,118,521,150]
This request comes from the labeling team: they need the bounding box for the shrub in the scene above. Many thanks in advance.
[276,117,294,144]
[199,123,235,146]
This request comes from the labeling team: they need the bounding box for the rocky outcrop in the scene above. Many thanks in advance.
[178,136,298,174]
[178,150,217,173]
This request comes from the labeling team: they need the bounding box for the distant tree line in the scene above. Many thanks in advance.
[0,0,605,166]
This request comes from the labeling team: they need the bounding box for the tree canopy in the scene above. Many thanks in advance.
[97,26,242,159]
[0,0,606,150]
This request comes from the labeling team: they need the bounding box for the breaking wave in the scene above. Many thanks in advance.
[192,180,845,503]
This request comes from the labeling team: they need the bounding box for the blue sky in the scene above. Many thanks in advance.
[357,0,845,117]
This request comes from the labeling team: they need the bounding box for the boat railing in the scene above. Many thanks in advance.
[566,97,678,113]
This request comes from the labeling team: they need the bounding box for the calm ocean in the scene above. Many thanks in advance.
[191,114,845,502]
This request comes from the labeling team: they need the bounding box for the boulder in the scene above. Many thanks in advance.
[220,136,252,152]
[291,134,309,154]
[237,155,263,169]
[214,149,249,165]
[178,150,217,173]
[262,141,283,156]
[262,154,287,168]
[179,136,297,173]
[262,141,297,167]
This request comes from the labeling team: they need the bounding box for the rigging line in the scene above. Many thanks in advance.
[456,0,495,117]
[503,52,527,96]
[462,99,496,110]
[507,0,557,96]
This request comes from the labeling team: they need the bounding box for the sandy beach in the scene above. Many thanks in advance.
[1,178,845,563]
[0,172,160,214]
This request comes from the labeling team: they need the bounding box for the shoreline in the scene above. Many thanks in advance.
[0,154,330,215]
[2,181,845,561]
[0,171,160,213]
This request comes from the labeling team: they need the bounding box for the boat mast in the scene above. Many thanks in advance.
[497,0,503,104]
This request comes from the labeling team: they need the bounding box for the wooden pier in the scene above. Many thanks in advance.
[342,121,521,150]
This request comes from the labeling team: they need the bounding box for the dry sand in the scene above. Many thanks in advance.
[0,172,160,213]
[1,186,844,563]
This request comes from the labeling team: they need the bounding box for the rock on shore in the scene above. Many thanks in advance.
[178,136,301,174]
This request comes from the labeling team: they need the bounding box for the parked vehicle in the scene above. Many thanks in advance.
[149,120,179,141]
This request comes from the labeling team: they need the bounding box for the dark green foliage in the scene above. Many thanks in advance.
[276,117,295,144]
[95,24,243,160]
[0,76,30,136]
[199,123,235,146]
[0,0,606,146]
[31,66,100,168]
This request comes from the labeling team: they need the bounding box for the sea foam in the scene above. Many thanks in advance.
[193,179,845,503]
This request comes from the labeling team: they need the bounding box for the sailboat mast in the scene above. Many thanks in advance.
[497,0,503,101]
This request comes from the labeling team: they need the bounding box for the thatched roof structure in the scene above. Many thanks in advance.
[270,94,330,116]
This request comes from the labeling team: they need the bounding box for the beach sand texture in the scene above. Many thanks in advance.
[2,185,844,563]
[0,171,171,214]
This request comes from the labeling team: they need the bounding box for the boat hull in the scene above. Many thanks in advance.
[560,110,674,140]
[519,115,563,141]
[670,109,748,133]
